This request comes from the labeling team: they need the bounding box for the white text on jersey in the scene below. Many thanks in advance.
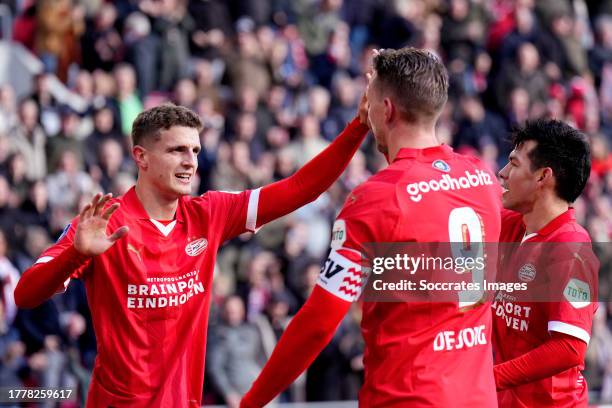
[433,325,487,351]
[406,170,494,202]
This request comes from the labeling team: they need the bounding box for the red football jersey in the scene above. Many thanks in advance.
[35,187,260,407]
[493,209,598,407]
[317,146,501,407]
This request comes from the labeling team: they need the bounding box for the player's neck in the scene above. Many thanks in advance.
[134,181,179,220]
[522,195,569,234]
[387,122,439,162]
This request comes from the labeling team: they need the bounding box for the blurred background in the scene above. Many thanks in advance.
[0,0,611,406]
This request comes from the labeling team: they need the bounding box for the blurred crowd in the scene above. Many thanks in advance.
[0,0,611,405]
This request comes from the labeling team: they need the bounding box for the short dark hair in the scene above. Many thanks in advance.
[511,119,591,202]
[131,103,202,147]
[373,47,449,121]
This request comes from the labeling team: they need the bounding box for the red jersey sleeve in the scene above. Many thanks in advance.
[317,182,397,302]
[36,218,92,281]
[545,235,599,345]
[14,218,92,308]
[209,119,368,243]
[207,190,255,242]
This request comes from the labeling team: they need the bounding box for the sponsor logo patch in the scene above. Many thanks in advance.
[330,219,346,249]
[185,238,208,256]
[564,278,590,309]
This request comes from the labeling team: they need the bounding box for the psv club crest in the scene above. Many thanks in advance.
[518,263,536,282]
[185,238,208,256]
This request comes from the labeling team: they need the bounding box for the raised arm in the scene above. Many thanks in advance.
[241,244,364,407]
[14,193,128,308]
[254,92,369,228]
[240,285,351,408]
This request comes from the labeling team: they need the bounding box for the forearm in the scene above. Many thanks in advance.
[256,118,368,227]
[494,332,586,391]
[14,246,90,308]
[241,286,351,408]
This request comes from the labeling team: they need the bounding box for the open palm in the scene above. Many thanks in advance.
[74,193,129,256]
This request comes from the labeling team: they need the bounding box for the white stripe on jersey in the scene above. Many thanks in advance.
[246,188,261,232]
[548,320,591,344]
[35,256,54,264]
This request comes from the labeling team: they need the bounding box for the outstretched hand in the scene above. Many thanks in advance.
[73,193,129,256]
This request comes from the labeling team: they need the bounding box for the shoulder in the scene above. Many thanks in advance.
[334,175,402,246]
[198,190,248,203]
[453,152,498,177]
[550,224,592,243]
[183,192,212,206]
[340,173,400,218]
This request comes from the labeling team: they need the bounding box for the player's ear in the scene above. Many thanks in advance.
[132,145,148,170]
[383,97,394,123]
[537,167,554,185]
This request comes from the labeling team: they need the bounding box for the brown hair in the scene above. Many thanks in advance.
[373,47,449,122]
[131,103,203,147]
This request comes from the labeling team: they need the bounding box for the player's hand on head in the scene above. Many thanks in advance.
[358,49,383,127]
[358,86,369,126]
[74,192,129,256]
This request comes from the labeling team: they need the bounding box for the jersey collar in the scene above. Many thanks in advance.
[122,186,185,223]
[536,208,575,237]
[393,144,454,162]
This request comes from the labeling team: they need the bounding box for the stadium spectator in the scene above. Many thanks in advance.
[208,295,265,408]
[35,0,84,82]
[10,98,46,181]
[113,63,143,137]
[123,11,159,97]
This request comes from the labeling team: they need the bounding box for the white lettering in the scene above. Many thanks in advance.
[194,282,205,294]
[406,170,494,202]
[433,325,487,351]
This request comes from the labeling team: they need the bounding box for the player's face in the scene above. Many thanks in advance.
[138,126,201,199]
[498,141,539,213]
[366,73,388,155]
